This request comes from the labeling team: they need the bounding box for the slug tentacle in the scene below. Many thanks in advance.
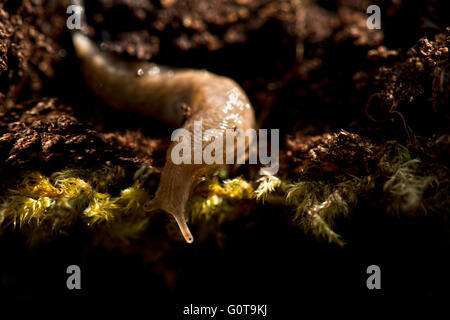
[72,16,255,243]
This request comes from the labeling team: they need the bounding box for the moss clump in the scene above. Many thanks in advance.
[83,192,119,226]
[378,142,438,216]
[184,177,255,244]
[0,140,446,248]
[287,181,344,245]
[209,178,253,200]
[187,177,252,223]
[254,175,282,203]
[283,140,448,246]
[383,159,435,215]
[0,166,153,246]
[286,177,375,246]
[0,172,92,245]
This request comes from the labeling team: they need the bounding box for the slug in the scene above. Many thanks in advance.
[71,5,256,243]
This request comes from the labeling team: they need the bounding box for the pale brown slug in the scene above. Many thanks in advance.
[72,20,255,243]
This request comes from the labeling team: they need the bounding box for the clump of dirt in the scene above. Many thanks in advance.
[91,0,298,56]
[0,98,162,172]
[363,28,449,143]
[0,1,65,108]
[284,130,379,181]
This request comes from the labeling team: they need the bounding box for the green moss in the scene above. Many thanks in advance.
[383,159,435,215]
[187,177,253,221]
[287,181,344,246]
[83,192,118,226]
[1,139,445,248]
[182,176,256,244]
[0,166,154,246]
[285,175,377,246]
[254,175,282,203]
[378,141,438,216]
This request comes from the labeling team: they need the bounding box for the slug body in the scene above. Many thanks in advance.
[73,33,255,243]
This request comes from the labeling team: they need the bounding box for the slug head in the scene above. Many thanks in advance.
[143,162,198,243]
[144,197,194,243]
